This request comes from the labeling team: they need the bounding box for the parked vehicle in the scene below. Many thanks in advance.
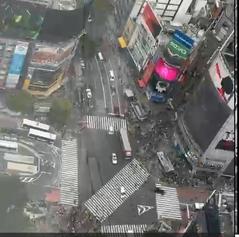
[130,101,147,121]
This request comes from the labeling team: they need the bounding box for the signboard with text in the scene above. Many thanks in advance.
[167,40,190,59]
[173,30,194,49]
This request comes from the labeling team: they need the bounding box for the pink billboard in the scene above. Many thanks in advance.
[154,58,180,82]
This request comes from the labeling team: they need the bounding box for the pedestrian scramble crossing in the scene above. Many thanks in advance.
[101,224,148,236]
[84,158,149,222]
[85,115,127,131]
[60,139,79,206]
[155,183,182,220]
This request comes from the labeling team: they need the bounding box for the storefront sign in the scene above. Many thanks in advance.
[167,40,190,59]
[173,30,194,49]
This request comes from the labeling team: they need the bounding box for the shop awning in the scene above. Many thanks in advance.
[118,37,127,48]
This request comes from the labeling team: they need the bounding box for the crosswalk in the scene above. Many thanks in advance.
[155,184,182,220]
[60,139,79,206]
[84,158,149,223]
[101,224,148,236]
[20,177,35,183]
[84,115,127,131]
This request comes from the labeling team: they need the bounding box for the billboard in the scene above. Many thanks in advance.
[173,30,194,49]
[154,58,180,82]
[142,3,162,38]
[209,54,234,102]
[167,40,190,60]
[6,43,28,88]
[8,54,26,75]
[138,61,155,88]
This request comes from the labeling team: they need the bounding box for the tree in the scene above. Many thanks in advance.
[79,34,99,59]
[6,91,34,114]
[93,0,113,12]
[48,98,72,129]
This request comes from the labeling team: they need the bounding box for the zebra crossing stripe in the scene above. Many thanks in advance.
[155,184,181,220]
[85,115,127,131]
[84,159,149,222]
[101,224,148,234]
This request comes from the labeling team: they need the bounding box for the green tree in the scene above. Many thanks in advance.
[79,34,99,59]
[93,0,113,12]
[48,98,72,129]
[6,91,34,114]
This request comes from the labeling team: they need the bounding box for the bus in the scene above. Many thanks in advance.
[0,140,18,152]
[28,128,56,144]
[4,153,35,165]
[7,162,38,175]
[119,128,132,158]
[22,118,50,131]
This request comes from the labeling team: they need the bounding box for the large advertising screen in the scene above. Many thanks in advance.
[173,30,194,50]
[154,58,180,82]
[8,54,26,75]
[142,3,162,38]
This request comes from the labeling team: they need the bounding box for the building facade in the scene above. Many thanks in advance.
[175,27,235,176]
[0,38,29,89]
[23,38,78,97]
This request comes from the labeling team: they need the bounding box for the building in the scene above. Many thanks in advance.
[129,0,209,26]
[0,39,29,89]
[23,39,78,97]
[174,0,236,176]
[182,190,234,236]
[120,0,207,96]
[0,0,90,96]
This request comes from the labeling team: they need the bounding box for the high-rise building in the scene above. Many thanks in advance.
[174,0,236,177]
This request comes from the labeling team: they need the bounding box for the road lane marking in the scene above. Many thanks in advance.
[95,56,107,109]
[84,158,150,222]
[103,62,114,113]
[85,115,127,131]
[108,58,122,116]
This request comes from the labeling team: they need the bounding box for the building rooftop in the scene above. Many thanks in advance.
[0,0,90,42]
[182,72,231,152]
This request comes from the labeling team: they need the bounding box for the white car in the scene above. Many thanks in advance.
[112,153,117,164]
[109,70,115,81]
[86,88,92,99]
[108,126,114,135]
[88,14,92,22]
[120,186,126,198]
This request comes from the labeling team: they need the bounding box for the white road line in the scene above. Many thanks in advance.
[95,56,107,109]
[85,115,127,131]
[101,224,148,234]
[84,159,149,222]
[103,62,114,113]
[155,184,182,220]
[108,58,122,116]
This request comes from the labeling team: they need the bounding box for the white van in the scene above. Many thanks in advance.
[98,52,104,61]
[109,70,115,81]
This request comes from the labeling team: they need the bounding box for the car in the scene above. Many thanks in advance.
[108,125,114,135]
[109,70,115,81]
[88,14,92,22]
[120,186,126,198]
[86,88,92,99]
[112,153,117,164]
[97,52,104,61]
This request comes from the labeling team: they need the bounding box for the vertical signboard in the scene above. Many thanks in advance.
[141,3,162,38]
[5,42,29,88]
